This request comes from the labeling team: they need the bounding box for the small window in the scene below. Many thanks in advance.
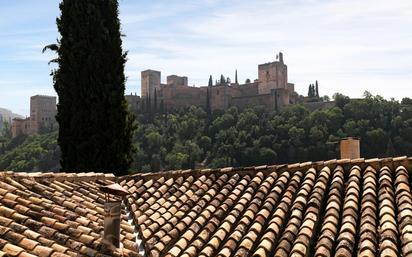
[217,90,220,95]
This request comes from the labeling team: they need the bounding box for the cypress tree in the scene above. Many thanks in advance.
[160,99,164,114]
[154,88,158,113]
[220,74,226,85]
[235,69,238,84]
[315,80,319,98]
[45,0,135,175]
[308,84,312,97]
[208,75,213,87]
[206,87,211,118]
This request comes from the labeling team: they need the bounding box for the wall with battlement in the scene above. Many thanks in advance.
[132,52,329,114]
[161,85,207,110]
[167,75,188,87]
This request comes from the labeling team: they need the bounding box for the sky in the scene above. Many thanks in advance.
[0,0,411,116]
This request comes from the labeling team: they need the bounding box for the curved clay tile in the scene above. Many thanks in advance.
[335,165,361,257]
[378,166,399,257]
[314,165,345,257]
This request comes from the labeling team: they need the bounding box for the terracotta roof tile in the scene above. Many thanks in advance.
[0,172,141,257]
[2,156,412,256]
[112,156,412,256]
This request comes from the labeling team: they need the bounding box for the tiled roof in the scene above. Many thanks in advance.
[1,156,412,257]
[120,156,412,257]
[0,172,140,257]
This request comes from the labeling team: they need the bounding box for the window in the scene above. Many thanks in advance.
[217,90,219,95]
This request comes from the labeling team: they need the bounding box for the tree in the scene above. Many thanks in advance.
[235,69,238,84]
[321,95,330,102]
[208,75,213,87]
[333,93,350,109]
[245,78,251,84]
[206,90,211,119]
[315,80,319,98]
[220,74,226,85]
[308,84,316,97]
[1,121,12,140]
[46,0,135,175]
[154,88,158,113]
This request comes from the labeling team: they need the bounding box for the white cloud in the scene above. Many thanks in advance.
[2,0,412,114]
[122,0,412,100]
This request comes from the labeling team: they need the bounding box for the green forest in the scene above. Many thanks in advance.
[1,92,412,172]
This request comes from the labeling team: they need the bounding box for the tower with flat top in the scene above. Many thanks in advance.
[257,52,288,94]
[141,70,161,100]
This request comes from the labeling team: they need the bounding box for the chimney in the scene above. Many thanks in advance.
[99,183,130,248]
[340,137,360,159]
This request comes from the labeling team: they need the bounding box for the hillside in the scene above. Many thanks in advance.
[0,107,23,131]
[1,93,412,172]
[0,107,23,122]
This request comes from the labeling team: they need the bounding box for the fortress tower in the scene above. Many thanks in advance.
[29,95,57,132]
[257,52,288,94]
[167,75,188,86]
[11,95,57,138]
[141,69,161,100]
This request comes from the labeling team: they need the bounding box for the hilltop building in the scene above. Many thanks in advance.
[11,95,57,138]
[127,52,308,113]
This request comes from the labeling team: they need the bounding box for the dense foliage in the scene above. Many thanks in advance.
[132,93,412,171]
[1,93,412,172]
[45,0,135,175]
[0,132,60,172]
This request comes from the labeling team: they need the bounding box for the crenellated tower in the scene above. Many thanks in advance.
[257,52,288,94]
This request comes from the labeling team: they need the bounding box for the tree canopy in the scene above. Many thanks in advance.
[2,94,412,173]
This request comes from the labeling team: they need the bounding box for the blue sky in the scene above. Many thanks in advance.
[1,0,411,116]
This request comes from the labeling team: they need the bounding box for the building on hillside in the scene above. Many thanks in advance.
[11,95,57,138]
[124,93,142,113]
[127,52,312,114]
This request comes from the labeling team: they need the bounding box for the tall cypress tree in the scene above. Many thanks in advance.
[308,84,312,97]
[220,74,226,85]
[45,0,135,175]
[206,87,211,117]
[154,88,158,113]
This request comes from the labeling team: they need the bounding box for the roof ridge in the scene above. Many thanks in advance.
[0,171,116,182]
[1,156,410,182]
[121,156,411,181]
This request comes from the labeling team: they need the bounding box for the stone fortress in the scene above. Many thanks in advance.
[10,52,330,137]
[11,95,57,138]
[126,52,311,113]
